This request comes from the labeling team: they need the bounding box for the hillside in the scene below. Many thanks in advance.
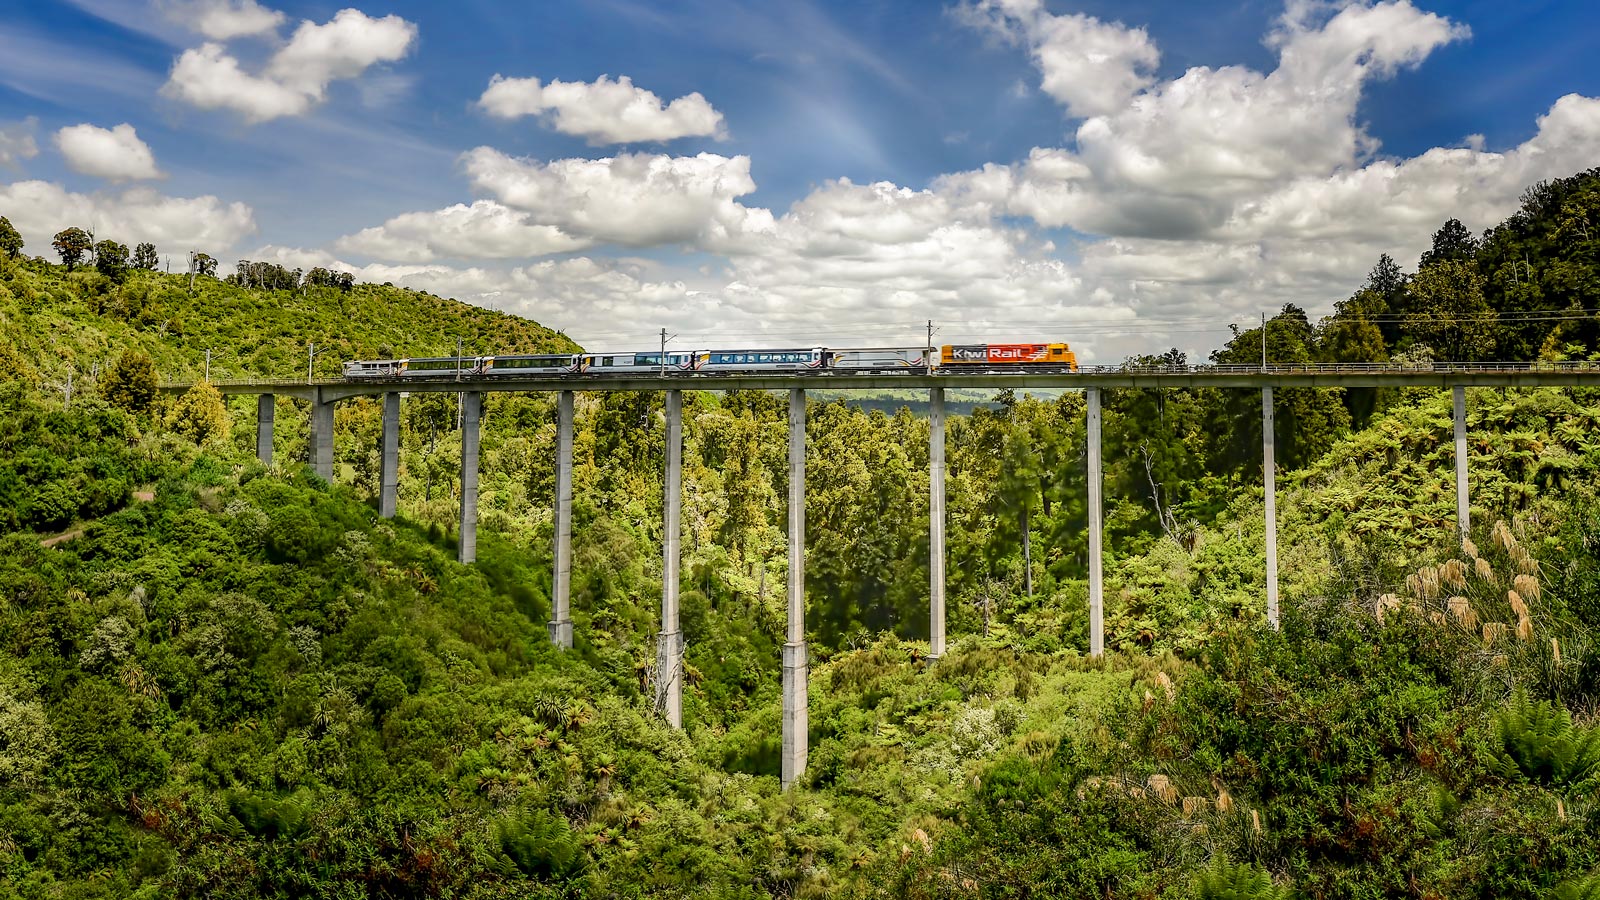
[0,256,579,388]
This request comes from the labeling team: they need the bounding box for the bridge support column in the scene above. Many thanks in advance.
[658,390,684,728]
[1454,385,1469,539]
[459,392,481,564]
[1264,387,1279,628]
[782,388,808,790]
[310,388,334,481]
[256,394,274,466]
[549,390,575,649]
[380,392,400,519]
[929,387,946,661]
[1087,387,1104,658]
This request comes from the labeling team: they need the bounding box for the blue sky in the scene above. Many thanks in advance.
[1,0,1597,358]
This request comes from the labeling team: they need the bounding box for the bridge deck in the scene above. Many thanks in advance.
[168,362,1600,400]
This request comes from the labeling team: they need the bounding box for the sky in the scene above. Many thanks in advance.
[1,0,1597,362]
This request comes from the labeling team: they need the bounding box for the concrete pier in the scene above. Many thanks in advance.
[459,392,481,564]
[782,388,808,790]
[928,387,946,660]
[1087,388,1104,658]
[549,390,575,649]
[380,392,400,519]
[1454,385,1469,538]
[1264,387,1279,628]
[658,390,684,728]
[256,394,274,466]
[310,389,334,481]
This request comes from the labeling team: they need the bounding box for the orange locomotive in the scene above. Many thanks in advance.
[939,343,1078,370]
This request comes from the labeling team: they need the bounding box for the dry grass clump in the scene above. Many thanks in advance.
[1447,597,1478,631]
[1440,559,1468,590]
[1376,594,1402,623]
[1513,573,1540,601]
[1483,622,1508,645]
[1475,557,1496,584]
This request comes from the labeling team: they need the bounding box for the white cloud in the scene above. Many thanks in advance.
[333,200,593,261]
[958,0,1160,118]
[267,9,417,98]
[462,148,760,246]
[478,74,726,145]
[163,42,315,122]
[162,8,417,122]
[0,118,39,169]
[252,245,698,338]
[161,0,286,41]
[54,123,164,182]
[947,0,1471,240]
[0,180,255,252]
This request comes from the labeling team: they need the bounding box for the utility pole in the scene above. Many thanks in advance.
[660,327,668,376]
[927,319,935,367]
[205,348,214,382]
[1260,312,1267,372]
[307,342,315,383]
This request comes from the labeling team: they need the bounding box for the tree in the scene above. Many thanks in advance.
[94,240,130,283]
[132,242,158,270]
[100,349,159,413]
[1406,259,1495,361]
[0,215,22,259]
[1419,218,1479,269]
[168,381,229,444]
[195,253,217,277]
[52,227,92,270]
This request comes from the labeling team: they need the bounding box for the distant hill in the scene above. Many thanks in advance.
[0,256,580,388]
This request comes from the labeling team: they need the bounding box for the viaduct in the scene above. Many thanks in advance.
[174,363,1600,789]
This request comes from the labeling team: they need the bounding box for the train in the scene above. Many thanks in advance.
[341,343,1079,379]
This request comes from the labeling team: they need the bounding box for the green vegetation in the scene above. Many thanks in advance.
[2,170,1600,897]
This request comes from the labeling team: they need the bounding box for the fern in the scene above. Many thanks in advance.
[1551,874,1600,900]
[1491,691,1600,791]
[1194,856,1295,900]
[495,809,589,881]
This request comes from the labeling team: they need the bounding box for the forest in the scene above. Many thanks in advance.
[0,169,1599,898]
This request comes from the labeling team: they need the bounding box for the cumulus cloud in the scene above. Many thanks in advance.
[0,118,39,169]
[267,9,417,98]
[462,148,760,246]
[0,180,255,251]
[958,0,1160,118]
[164,43,316,121]
[161,0,285,40]
[478,74,726,145]
[945,0,1470,241]
[253,244,698,336]
[333,200,594,261]
[162,8,417,122]
[54,123,164,182]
